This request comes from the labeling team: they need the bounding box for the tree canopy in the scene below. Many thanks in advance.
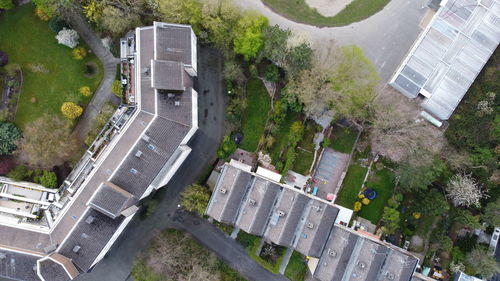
[181,184,211,216]
[0,122,21,156]
[233,12,268,61]
[482,197,500,226]
[381,207,400,234]
[465,247,500,279]
[16,115,77,168]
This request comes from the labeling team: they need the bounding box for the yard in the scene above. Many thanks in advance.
[0,4,103,128]
[292,122,316,175]
[262,0,391,27]
[240,78,271,151]
[335,164,367,209]
[330,125,358,154]
[269,111,300,163]
[284,251,308,281]
[236,232,284,274]
[357,168,395,224]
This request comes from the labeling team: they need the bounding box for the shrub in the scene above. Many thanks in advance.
[79,86,92,97]
[112,80,122,97]
[0,0,13,10]
[217,135,237,159]
[61,102,83,119]
[362,198,370,205]
[0,122,22,155]
[48,17,67,33]
[354,201,362,212]
[144,199,159,217]
[249,64,258,77]
[181,184,211,216]
[7,165,28,181]
[322,138,331,148]
[35,7,51,21]
[265,64,279,82]
[55,28,79,48]
[38,171,58,188]
[0,50,8,67]
[72,47,87,60]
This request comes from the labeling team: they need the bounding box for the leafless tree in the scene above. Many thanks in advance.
[446,173,488,208]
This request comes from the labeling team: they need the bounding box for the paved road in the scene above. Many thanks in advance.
[76,47,285,281]
[237,0,429,83]
[62,7,121,142]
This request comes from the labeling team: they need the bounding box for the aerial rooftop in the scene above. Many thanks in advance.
[390,0,500,121]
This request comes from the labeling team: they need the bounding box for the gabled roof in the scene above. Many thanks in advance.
[236,178,281,236]
[294,203,338,257]
[154,22,193,66]
[390,0,500,120]
[88,182,136,219]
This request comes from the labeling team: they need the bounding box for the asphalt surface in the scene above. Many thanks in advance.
[237,0,429,83]
[75,46,285,281]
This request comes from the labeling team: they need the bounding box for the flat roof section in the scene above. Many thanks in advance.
[152,60,184,91]
[0,248,41,281]
[390,0,500,120]
[236,179,281,236]
[154,22,192,66]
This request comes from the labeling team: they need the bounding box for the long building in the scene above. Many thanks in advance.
[206,160,419,281]
[390,0,499,124]
[0,22,198,281]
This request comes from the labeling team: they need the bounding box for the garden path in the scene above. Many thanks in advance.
[61,6,121,142]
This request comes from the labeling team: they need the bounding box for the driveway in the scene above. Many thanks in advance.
[75,46,285,281]
[237,0,429,83]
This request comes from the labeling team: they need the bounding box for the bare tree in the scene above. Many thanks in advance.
[446,173,488,208]
[16,114,78,168]
[369,90,444,165]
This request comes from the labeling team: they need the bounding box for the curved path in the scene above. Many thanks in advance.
[237,0,429,83]
[62,7,121,142]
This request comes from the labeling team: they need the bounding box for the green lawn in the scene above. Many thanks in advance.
[284,251,308,281]
[0,4,103,128]
[262,0,391,27]
[335,164,367,209]
[269,111,300,163]
[240,78,271,151]
[236,232,283,274]
[292,122,316,175]
[330,125,358,154]
[357,168,395,224]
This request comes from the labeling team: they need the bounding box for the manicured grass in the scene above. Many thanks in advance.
[335,164,367,209]
[262,0,391,27]
[240,78,271,151]
[269,111,300,163]
[285,251,308,281]
[236,232,283,274]
[0,4,103,128]
[330,125,358,154]
[357,168,395,224]
[292,122,316,175]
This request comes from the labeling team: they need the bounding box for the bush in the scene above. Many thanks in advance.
[217,135,237,159]
[37,171,58,188]
[249,64,258,77]
[79,86,92,97]
[0,50,8,67]
[35,7,51,21]
[144,199,159,217]
[72,47,87,60]
[48,17,67,33]
[265,64,279,82]
[322,138,331,148]
[0,0,13,10]
[61,102,83,119]
[362,198,370,205]
[7,165,28,181]
[112,80,122,97]
[0,122,22,155]
[354,201,362,212]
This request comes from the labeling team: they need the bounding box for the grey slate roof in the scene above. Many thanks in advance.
[155,23,192,66]
[294,203,338,257]
[314,226,359,281]
[236,179,281,236]
[88,182,136,219]
[265,189,310,247]
[390,0,500,120]
[205,165,253,224]
[0,249,40,281]
[38,258,71,281]
[157,88,193,127]
[314,227,418,281]
[58,208,124,271]
[152,60,184,91]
